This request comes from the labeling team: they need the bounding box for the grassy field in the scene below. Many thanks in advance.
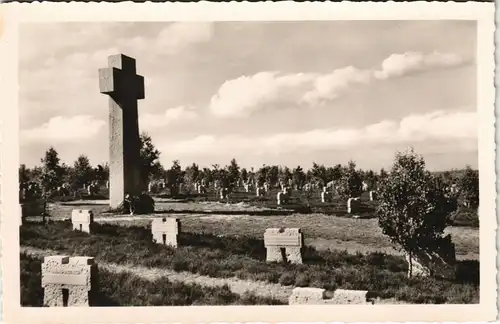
[20,252,284,306]
[33,195,479,260]
[21,221,479,304]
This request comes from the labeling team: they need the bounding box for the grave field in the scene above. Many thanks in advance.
[33,194,479,260]
[20,213,480,305]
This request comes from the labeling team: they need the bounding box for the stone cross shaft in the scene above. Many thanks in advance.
[99,54,145,209]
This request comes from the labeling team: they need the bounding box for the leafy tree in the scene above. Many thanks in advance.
[441,170,454,185]
[292,166,306,188]
[94,163,109,182]
[327,164,343,182]
[184,163,200,188]
[218,168,232,189]
[379,168,389,180]
[227,158,240,185]
[267,165,279,187]
[364,170,378,190]
[201,167,213,184]
[337,160,363,198]
[310,162,327,185]
[376,149,457,277]
[457,166,479,208]
[240,168,248,183]
[40,147,64,194]
[19,164,30,184]
[278,166,292,185]
[70,155,94,190]
[139,132,163,183]
[256,165,268,187]
[165,160,183,196]
[211,164,221,184]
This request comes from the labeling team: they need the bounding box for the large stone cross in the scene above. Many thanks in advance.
[99,54,145,209]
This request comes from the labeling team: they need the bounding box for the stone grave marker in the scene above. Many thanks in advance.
[347,197,361,214]
[264,228,303,264]
[99,54,145,209]
[152,217,180,247]
[220,187,228,200]
[71,209,94,233]
[42,255,97,307]
[321,191,331,203]
[289,287,374,305]
[276,191,286,205]
[369,190,377,201]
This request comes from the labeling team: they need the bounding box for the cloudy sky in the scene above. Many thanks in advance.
[19,21,477,171]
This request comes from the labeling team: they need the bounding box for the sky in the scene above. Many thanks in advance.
[19,21,477,172]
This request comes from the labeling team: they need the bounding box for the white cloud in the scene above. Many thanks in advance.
[209,51,469,118]
[21,115,106,144]
[160,109,476,157]
[374,51,466,80]
[209,71,315,118]
[156,22,214,53]
[302,66,372,105]
[140,106,198,129]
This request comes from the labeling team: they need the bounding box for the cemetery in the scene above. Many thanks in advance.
[19,54,480,307]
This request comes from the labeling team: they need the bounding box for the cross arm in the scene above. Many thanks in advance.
[98,67,117,95]
[99,67,145,100]
[136,75,145,100]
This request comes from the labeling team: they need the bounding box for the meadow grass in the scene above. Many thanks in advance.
[21,221,479,304]
[20,252,284,306]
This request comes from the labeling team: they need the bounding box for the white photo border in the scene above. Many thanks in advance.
[0,2,496,323]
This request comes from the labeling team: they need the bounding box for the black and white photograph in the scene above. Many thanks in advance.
[0,2,496,323]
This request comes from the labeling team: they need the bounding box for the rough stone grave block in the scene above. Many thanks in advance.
[347,197,361,214]
[71,209,94,233]
[289,287,374,305]
[264,228,303,264]
[289,287,326,305]
[42,255,96,307]
[405,238,456,279]
[152,217,180,247]
[331,289,372,304]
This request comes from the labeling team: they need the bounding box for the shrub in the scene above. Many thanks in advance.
[278,272,296,286]
[294,273,311,287]
[376,148,457,277]
[457,166,479,209]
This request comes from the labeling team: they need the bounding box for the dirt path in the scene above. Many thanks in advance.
[20,246,294,303]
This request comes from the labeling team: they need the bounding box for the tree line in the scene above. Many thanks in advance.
[19,132,479,209]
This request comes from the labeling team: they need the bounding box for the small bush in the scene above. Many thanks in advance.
[294,273,311,287]
[278,272,296,286]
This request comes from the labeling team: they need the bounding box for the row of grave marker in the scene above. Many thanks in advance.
[71,210,305,263]
[44,210,311,306]
[40,254,374,306]
[42,207,455,307]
